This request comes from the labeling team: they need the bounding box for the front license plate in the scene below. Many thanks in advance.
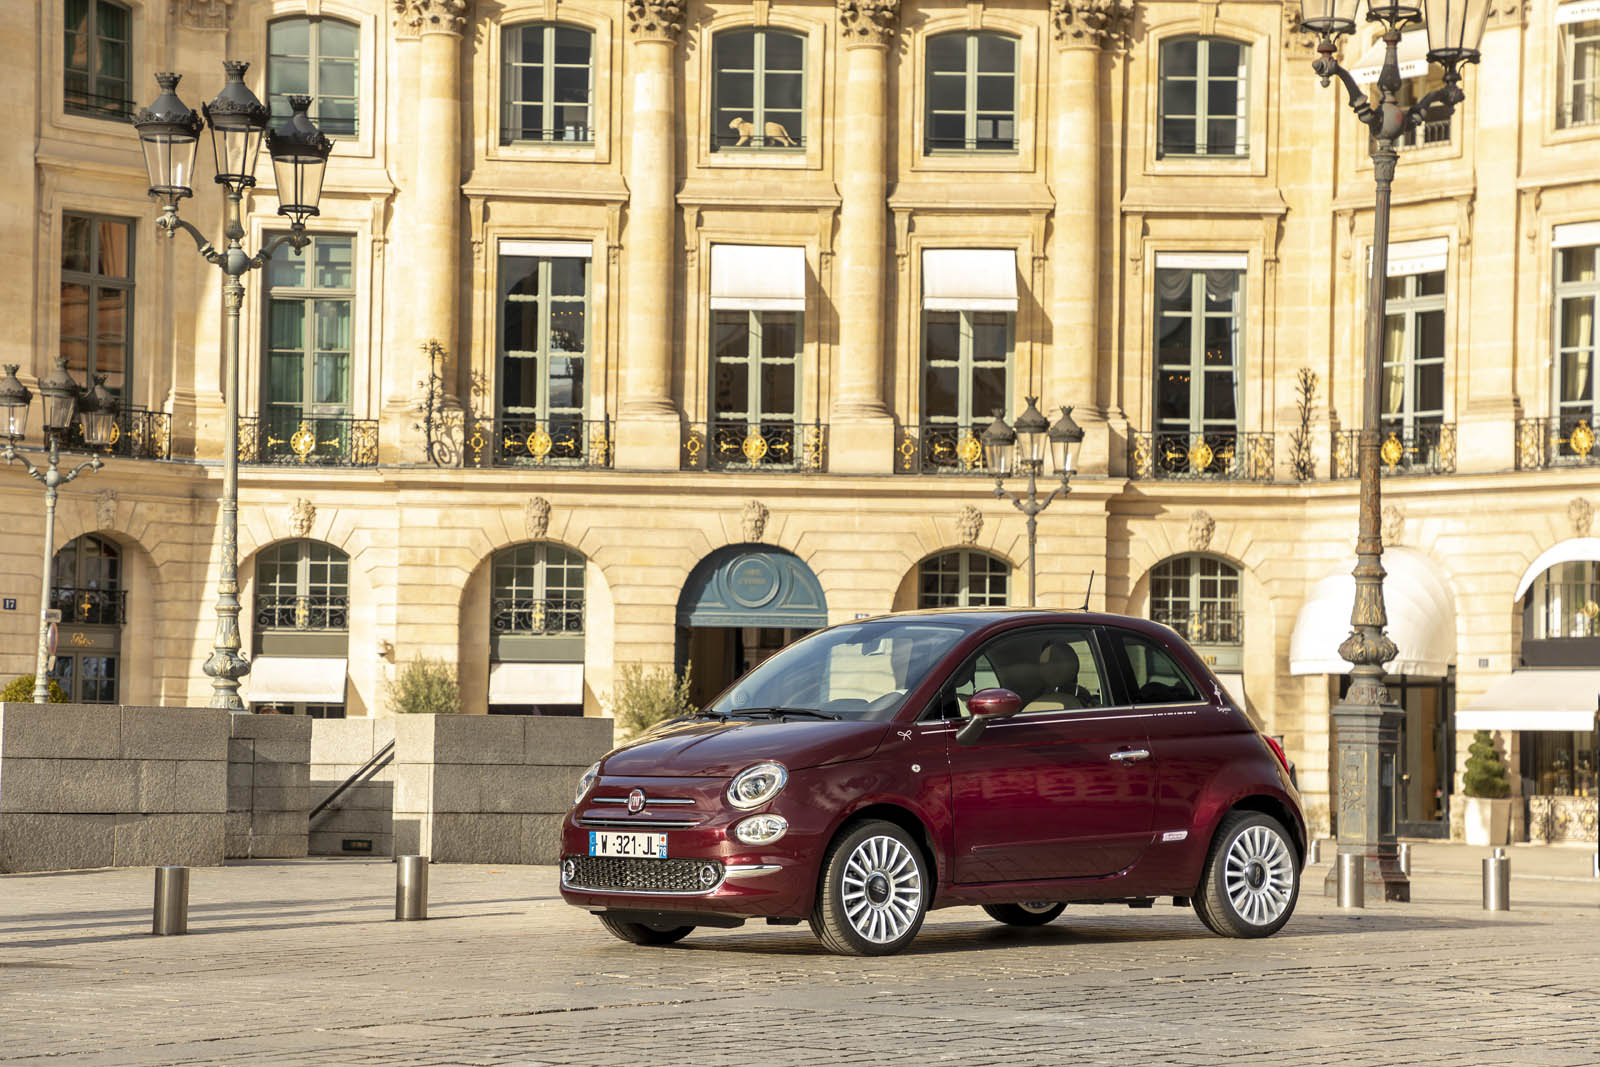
[588,831,669,859]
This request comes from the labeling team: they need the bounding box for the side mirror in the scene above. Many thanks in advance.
[956,687,1022,746]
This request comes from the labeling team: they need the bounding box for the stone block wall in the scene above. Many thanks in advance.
[227,714,312,859]
[393,715,612,864]
[0,703,228,873]
[309,717,396,856]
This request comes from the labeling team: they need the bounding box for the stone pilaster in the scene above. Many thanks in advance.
[615,0,686,470]
[378,5,423,462]
[827,0,898,474]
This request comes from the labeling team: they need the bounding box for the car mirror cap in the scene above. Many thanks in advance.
[967,687,1022,719]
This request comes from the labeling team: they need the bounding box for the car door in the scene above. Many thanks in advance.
[944,626,1157,884]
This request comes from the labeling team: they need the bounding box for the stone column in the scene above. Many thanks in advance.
[1047,1,1128,476]
[827,0,899,474]
[614,0,685,471]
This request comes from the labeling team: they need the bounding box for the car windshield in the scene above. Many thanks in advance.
[707,620,969,722]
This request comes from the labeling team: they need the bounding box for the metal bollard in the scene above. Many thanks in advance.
[152,866,189,935]
[1484,850,1510,911]
[396,854,428,921]
[1309,838,1323,864]
[1336,852,1365,909]
[1397,842,1411,876]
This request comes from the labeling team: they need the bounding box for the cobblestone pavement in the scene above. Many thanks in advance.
[2,845,1597,1066]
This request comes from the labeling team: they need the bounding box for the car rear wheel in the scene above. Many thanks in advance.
[983,901,1066,927]
[809,820,929,956]
[597,915,694,946]
[1194,811,1299,938]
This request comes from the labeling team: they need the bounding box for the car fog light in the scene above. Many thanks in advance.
[698,864,720,889]
[733,814,789,845]
[561,858,577,882]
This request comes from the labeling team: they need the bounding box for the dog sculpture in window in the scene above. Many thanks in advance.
[728,116,798,147]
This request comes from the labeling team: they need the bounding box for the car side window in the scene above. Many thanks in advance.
[924,629,1107,720]
[1112,631,1202,704]
[922,652,999,721]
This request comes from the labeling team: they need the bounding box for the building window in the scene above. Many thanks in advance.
[61,213,134,405]
[1150,555,1242,646]
[918,550,1008,608]
[712,29,804,150]
[501,23,593,144]
[267,17,360,138]
[263,235,353,444]
[1154,266,1242,464]
[254,540,350,639]
[1523,561,1600,641]
[1381,269,1446,439]
[711,310,799,464]
[64,0,131,119]
[1521,730,1597,796]
[492,543,585,635]
[498,250,588,430]
[1559,17,1600,128]
[1556,243,1597,443]
[922,311,1011,434]
[1158,37,1249,158]
[924,32,1017,153]
[48,534,123,704]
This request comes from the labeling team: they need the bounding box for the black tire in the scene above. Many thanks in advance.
[1193,811,1300,938]
[809,820,930,956]
[983,901,1066,927]
[597,915,694,946]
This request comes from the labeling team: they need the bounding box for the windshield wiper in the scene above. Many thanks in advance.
[727,707,840,721]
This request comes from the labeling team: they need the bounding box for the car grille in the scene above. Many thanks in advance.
[564,856,724,894]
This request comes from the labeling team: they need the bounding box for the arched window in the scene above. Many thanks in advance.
[492,543,586,636]
[1150,555,1241,647]
[268,16,360,137]
[251,541,350,716]
[502,23,594,143]
[924,31,1017,153]
[1523,560,1600,643]
[49,534,123,702]
[65,0,132,119]
[490,543,587,715]
[712,29,805,150]
[1158,37,1249,158]
[918,550,1008,608]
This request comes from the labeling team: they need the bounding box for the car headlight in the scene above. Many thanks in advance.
[573,761,601,807]
[726,761,787,810]
[733,814,789,845]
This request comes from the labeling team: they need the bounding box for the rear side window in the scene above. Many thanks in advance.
[1110,631,1201,704]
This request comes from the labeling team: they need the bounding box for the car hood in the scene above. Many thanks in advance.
[601,718,890,778]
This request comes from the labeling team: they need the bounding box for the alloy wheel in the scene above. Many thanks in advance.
[840,834,924,944]
[1223,823,1295,927]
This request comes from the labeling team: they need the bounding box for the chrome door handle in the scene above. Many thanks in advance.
[1110,749,1151,763]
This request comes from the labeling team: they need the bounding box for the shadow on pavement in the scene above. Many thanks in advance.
[0,910,525,950]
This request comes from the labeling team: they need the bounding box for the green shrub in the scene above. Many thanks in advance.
[1462,729,1511,799]
[385,656,461,715]
[1,675,69,703]
[607,662,695,739]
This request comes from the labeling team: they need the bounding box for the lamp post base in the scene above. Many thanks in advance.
[1322,848,1411,902]
[1323,699,1411,902]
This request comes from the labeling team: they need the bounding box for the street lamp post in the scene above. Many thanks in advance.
[131,65,331,710]
[981,398,1085,607]
[0,360,118,703]
[1298,0,1489,900]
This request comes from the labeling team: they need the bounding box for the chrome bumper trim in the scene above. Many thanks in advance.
[723,864,782,878]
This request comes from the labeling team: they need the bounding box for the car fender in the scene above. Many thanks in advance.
[1183,761,1309,880]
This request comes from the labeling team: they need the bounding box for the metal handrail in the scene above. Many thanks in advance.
[308,739,395,824]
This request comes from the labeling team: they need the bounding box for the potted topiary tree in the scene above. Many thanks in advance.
[1461,729,1512,846]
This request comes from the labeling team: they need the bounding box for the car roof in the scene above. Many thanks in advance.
[844,607,1177,640]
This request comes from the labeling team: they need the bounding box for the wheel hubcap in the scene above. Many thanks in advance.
[1019,901,1058,914]
[1223,824,1295,927]
[841,835,923,944]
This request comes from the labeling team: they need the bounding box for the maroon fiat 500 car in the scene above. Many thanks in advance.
[561,610,1305,956]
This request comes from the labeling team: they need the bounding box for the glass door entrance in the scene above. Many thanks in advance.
[1337,671,1455,838]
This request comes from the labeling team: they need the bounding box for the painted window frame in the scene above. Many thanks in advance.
[60,211,136,405]
[1380,269,1447,436]
[1559,18,1600,129]
[710,308,802,425]
[491,542,587,637]
[500,22,595,145]
[1150,555,1242,646]
[1153,267,1244,438]
[917,549,1010,609]
[254,539,351,635]
[711,28,806,152]
[1157,36,1250,159]
[923,31,1018,154]
[920,309,1014,428]
[496,253,591,424]
[267,15,361,138]
[1555,243,1599,428]
[262,234,356,434]
[64,0,132,120]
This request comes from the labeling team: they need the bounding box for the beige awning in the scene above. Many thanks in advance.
[1289,547,1456,677]
[1350,29,1431,85]
[710,244,806,311]
[245,657,347,704]
[489,662,585,706]
[1514,538,1600,600]
[922,249,1019,311]
[1556,0,1600,25]
[1457,670,1600,732]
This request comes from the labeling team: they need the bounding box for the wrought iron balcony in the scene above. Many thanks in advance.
[239,412,378,467]
[1151,608,1244,647]
[1128,430,1275,482]
[62,408,172,459]
[463,416,612,469]
[683,420,826,472]
[1331,422,1456,478]
[255,593,348,633]
[1516,415,1600,470]
[499,125,594,145]
[895,423,990,475]
[491,596,584,635]
[48,586,126,626]
[1557,92,1600,129]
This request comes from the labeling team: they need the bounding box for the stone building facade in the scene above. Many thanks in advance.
[2,0,1597,841]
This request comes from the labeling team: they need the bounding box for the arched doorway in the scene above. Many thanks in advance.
[48,534,123,703]
[487,541,587,716]
[677,545,827,707]
[245,539,351,716]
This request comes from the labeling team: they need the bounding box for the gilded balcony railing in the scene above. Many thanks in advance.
[682,420,826,472]
[463,416,612,469]
[48,586,126,626]
[895,422,991,475]
[255,593,348,632]
[1151,609,1244,647]
[62,408,172,459]
[1128,430,1275,481]
[239,413,379,467]
[1516,415,1599,470]
[491,596,584,635]
[1331,422,1456,477]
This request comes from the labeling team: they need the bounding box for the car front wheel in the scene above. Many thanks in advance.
[809,820,929,956]
[1193,811,1300,938]
[597,915,694,946]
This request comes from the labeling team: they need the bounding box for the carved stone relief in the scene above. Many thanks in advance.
[393,0,472,35]
[1049,0,1132,49]
[525,496,552,540]
[626,0,686,41]
[742,500,769,543]
[171,0,233,30]
[290,498,316,539]
[957,505,983,545]
[94,490,118,531]
[1187,509,1215,552]
[1571,497,1594,539]
[838,0,900,46]
[1381,504,1405,547]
